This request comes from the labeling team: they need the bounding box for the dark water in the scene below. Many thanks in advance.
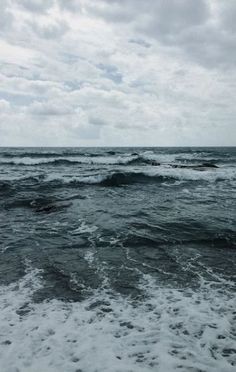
[0,147,236,372]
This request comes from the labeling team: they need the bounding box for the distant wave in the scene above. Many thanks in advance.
[0,159,84,166]
[44,159,81,166]
[0,155,159,167]
[1,148,234,168]
[1,151,117,159]
[1,152,77,158]
[124,157,160,166]
[1,155,217,167]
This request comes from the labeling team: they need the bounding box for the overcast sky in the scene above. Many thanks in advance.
[0,0,235,146]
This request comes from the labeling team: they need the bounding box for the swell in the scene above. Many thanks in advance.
[0,159,84,166]
[0,172,174,195]
[0,151,104,159]
[124,223,236,246]
[1,165,234,194]
[0,155,220,168]
[0,156,157,166]
[124,156,160,166]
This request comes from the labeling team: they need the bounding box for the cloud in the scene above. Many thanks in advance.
[86,0,236,69]
[15,0,54,13]
[0,0,235,146]
[218,0,236,33]
[0,99,10,112]
[28,19,68,39]
[129,38,151,48]
[0,0,14,31]
[97,63,123,84]
[56,0,82,13]
[28,101,75,116]
[86,0,209,29]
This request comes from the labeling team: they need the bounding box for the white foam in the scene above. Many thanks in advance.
[0,157,57,165]
[0,269,235,372]
[72,221,98,235]
[145,164,236,182]
[140,151,212,164]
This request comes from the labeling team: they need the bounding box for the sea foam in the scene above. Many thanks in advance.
[0,268,235,372]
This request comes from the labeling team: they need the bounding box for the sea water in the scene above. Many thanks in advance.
[0,147,235,372]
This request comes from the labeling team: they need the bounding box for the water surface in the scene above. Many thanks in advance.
[0,147,236,372]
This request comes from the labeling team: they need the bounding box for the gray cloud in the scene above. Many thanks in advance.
[129,38,151,48]
[28,19,68,39]
[97,64,123,84]
[87,0,209,27]
[29,101,75,116]
[0,0,14,31]
[137,0,209,41]
[86,0,236,69]
[15,0,54,13]
[220,0,236,33]
[56,0,82,13]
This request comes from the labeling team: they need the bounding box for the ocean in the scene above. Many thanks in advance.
[0,147,235,372]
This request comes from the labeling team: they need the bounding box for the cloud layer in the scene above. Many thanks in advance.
[0,0,235,146]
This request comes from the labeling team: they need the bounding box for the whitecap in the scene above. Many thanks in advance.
[0,269,235,372]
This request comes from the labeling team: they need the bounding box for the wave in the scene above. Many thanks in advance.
[0,172,175,195]
[124,156,160,166]
[0,155,218,168]
[44,172,174,187]
[1,164,235,195]
[0,268,235,372]
[171,162,218,169]
[68,167,235,186]
[27,172,169,188]
[1,149,235,167]
[0,158,83,166]
[0,151,105,159]
[0,150,125,160]
[0,155,159,167]
[99,171,168,186]
[38,159,81,166]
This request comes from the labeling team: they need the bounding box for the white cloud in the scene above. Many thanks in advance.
[0,99,10,112]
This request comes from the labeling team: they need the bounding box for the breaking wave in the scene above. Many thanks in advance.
[1,166,236,194]
[0,155,157,167]
[0,151,230,168]
[0,268,235,372]
[0,147,236,372]
[1,151,106,159]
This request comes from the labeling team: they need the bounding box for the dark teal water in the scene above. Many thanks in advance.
[0,147,236,372]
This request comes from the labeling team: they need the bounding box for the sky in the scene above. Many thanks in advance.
[0,0,235,146]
